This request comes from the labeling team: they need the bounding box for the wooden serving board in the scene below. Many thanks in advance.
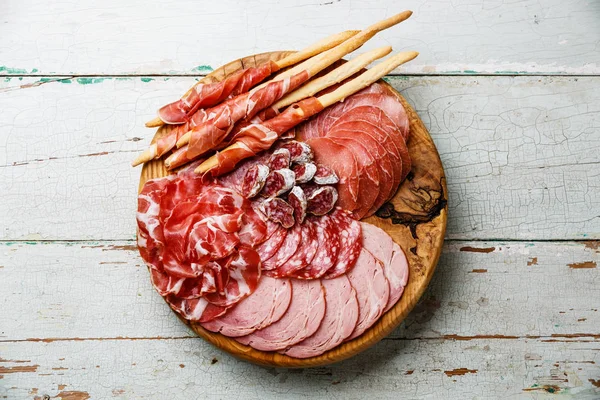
[138,51,448,368]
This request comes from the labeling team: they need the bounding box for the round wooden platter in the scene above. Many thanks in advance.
[139,51,447,368]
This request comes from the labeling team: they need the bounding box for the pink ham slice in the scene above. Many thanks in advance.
[345,249,390,341]
[201,276,292,337]
[360,223,409,312]
[282,276,358,358]
[306,137,360,212]
[235,279,326,351]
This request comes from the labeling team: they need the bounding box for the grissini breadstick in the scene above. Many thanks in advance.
[175,11,413,150]
[194,51,419,175]
[163,46,393,171]
[144,30,360,128]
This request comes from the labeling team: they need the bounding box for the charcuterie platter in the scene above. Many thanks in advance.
[135,11,447,367]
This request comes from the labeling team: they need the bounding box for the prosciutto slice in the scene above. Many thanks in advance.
[201,276,292,337]
[236,279,326,351]
[158,61,277,125]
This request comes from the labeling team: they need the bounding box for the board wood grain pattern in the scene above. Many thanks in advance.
[1,75,598,241]
[138,51,447,367]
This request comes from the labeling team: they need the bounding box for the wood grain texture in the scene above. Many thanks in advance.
[1,241,598,341]
[1,76,598,241]
[1,0,599,76]
[138,51,446,367]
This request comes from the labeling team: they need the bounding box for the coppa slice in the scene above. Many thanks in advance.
[236,279,326,351]
[306,137,360,212]
[345,249,390,340]
[166,295,229,323]
[291,214,340,279]
[201,276,292,337]
[360,223,409,312]
[323,209,362,279]
[282,276,358,358]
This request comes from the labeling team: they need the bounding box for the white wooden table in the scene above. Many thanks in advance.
[1,1,599,398]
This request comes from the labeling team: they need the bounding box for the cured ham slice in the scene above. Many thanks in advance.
[282,276,358,358]
[202,277,292,337]
[236,279,326,351]
[307,137,360,212]
[166,295,229,323]
[345,249,390,340]
[360,223,409,312]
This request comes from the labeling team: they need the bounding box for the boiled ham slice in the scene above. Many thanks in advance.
[235,279,326,351]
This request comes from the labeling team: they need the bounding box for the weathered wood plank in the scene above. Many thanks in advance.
[1,76,598,240]
[1,241,598,341]
[0,338,598,399]
[1,0,599,76]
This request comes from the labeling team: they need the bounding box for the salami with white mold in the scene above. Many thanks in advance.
[313,164,339,185]
[261,168,295,197]
[280,140,313,163]
[291,162,317,184]
[307,186,338,216]
[287,186,307,224]
[240,164,269,198]
[260,197,295,228]
[267,148,291,170]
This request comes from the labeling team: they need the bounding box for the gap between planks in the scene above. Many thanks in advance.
[3,73,600,78]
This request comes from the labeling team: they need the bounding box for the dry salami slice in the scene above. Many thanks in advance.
[291,162,317,184]
[323,209,362,279]
[266,219,319,278]
[313,164,339,185]
[260,197,295,228]
[240,164,269,198]
[261,223,302,271]
[307,186,338,216]
[255,224,287,262]
[280,140,313,163]
[290,214,340,279]
[204,245,261,307]
[261,169,295,197]
[287,186,307,224]
[267,148,291,170]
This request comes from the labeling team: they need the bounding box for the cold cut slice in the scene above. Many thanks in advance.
[282,276,358,358]
[166,295,229,323]
[291,214,340,279]
[240,164,270,198]
[287,186,307,224]
[267,148,291,170]
[261,169,296,197]
[323,209,362,279]
[312,165,339,185]
[306,186,338,216]
[279,140,313,163]
[260,197,295,228]
[261,223,302,271]
[291,163,317,184]
[236,279,326,351]
[255,224,287,262]
[266,220,319,278]
[360,223,409,312]
[345,249,390,340]
[202,276,292,337]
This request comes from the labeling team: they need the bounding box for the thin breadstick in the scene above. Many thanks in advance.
[143,30,358,129]
[194,50,418,174]
[272,46,392,110]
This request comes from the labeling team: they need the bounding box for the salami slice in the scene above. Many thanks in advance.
[267,148,291,170]
[266,219,319,278]
[291,162,317,184]
[323,209,362,279]
[291,214,340,279]
[240,164,269,198]
[255,224,287,262]
[287,186,307,224]
[280,140,313,163]
[261,223,302,271]
[261,168,296,197]
[204,245,261,307]
[306,186,338,216]
[260,197,295,228]
[313,164,339,185]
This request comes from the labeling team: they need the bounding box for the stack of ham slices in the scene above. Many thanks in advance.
[135,11,417,358]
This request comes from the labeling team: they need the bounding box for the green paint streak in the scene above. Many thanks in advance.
[0,66,41,74]
[191,65,213,73]
[140,77,154,82]
[116,77,130,81]
[4,77,11,82]
[163,77,171,81]
[462,70,477,74]
[31,68,38,73]
[18,77,23,81]
[76,77,111,85]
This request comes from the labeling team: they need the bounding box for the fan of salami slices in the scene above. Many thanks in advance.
[134,11,447,367]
